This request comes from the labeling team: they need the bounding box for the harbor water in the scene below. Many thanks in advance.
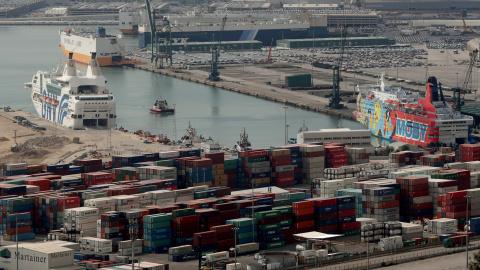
[0,25,364,148]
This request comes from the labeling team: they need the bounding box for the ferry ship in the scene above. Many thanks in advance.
[30,53,116,129]
[355,75,473,147]
[60,27,139,67]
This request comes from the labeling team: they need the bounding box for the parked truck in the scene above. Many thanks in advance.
[443,235,468,248]
[202,251,230,266]
[229,242,260,257]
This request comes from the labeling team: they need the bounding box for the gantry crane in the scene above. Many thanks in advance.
[145,0,172,68]
[453,48,479,111]
[327,25,347,109]
[208,16,227,81]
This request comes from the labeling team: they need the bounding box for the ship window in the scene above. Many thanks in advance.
[122,22,125,25]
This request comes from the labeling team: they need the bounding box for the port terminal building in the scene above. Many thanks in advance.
[277,37,395,49]
[297,128,375,153]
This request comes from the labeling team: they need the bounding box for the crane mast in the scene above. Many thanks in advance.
[327,25,347,109]
[208,16,227,81]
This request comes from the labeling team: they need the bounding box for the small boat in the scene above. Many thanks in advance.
[150,99,174,113]
[234,127,252,152]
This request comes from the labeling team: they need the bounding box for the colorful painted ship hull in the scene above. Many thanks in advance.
[355,76,473,147]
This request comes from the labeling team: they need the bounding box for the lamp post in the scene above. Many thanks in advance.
[466,195,470,268]
[173,104,177,144]
[202,167,207,184]
[367,239,370,270]
[233,227,239,270]
[129,217,138,270]
[16,214,19,270]
[283,106,288,145]
[286,125,290,144]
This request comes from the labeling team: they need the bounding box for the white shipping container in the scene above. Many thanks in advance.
[412,196,433,204]
[159,151,180,158]
[226,263,242,270]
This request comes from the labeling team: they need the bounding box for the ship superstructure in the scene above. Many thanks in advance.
[30,53,116,129]
[355,75,473,147]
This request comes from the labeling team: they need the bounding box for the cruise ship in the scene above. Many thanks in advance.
[355,75,474,147]
[60,27,138,67]
[30,53,116,129]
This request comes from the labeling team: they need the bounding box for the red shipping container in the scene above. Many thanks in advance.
[293,208,314,216]
[258,217,281,225]
[444,204,467,212]
[402,183,429,192]
[216,231,233,240]
[293,214,314,223]
[6,226,31,235]
[338,221,361,231]
[276,181,294,188]
[314,198,337,207]
[271,160,290,167]
[412,202,433,210]
[242,150,267,157]
[402,190,429,197]
[293,200,314,210]
[447,191,467,200]
[302,151,324,158]
[275,176,295,183]
[272,171,294,178]
[327,152,348,159]
[294,220,315,229]
[172,215,200,224]
[446,211,466,219]
[338,209,356,218]
[316,224,338,233]
[281,229,297,244]
[217,238,235,251]
[315,211,337,220]
[210,224,233,234]
[324,146,344,153]
[378,200,400,209]
[280,213,293,220]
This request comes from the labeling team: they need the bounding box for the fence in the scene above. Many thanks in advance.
[317,242,480,270]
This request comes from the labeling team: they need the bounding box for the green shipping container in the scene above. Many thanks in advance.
[273,199,291,207]
[144,214,171,223]
[237,231,256,240]
[273,206,292,214]
[144,221,171,229]
[267,241,285,249]
[254,210,280,219]
[154,160,174,167]
[144,238,172,247]
[258,223,281,231]
[241,156,268,163]
[172,208,196,218]
[280,219,293,226]
[403,240,416,247]
[226,218,258,227]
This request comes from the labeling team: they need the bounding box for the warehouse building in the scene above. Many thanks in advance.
[157,40,263,53]
[0,243,77,270]
[0,0,45,18]
[297,128,374,153]
[277,36,395,49]
[364,0,480,10]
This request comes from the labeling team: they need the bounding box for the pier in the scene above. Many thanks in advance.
[134,63,356,120]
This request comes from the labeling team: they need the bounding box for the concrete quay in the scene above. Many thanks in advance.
[134,63,357,121]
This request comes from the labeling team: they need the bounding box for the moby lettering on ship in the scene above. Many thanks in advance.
[395,119,428,142]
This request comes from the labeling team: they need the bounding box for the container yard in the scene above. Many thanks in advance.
[1,135,480,269]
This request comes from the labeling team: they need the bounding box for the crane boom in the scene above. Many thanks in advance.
[454,48,479,111]
[145,0,156,63]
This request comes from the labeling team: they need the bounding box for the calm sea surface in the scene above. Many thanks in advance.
[0,25,364,148]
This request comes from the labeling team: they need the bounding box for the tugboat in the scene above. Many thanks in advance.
[234,127,252,152]
[150,100,174,113]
